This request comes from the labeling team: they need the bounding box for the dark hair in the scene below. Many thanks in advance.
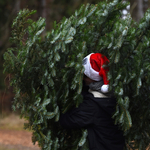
[83,74,88,78]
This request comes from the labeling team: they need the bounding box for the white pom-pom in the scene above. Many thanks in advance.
[101,85,109,93]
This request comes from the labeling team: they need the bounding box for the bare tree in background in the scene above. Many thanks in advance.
[129,0,150,22]
[41,0,46,35]
[130,0,144,22]
[143,0,149,13]
[16,0,20,12]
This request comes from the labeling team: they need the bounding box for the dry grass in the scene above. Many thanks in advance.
[0,113,28,130]
[0,145,16,150]
[0,113,40,150]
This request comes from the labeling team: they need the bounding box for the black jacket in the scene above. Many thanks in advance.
[59,85,125,150]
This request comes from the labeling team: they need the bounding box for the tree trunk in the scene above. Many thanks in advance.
[15,0,20,12]
[41,0,46,36]
[41,0,46,19]
[130,0,144,22]
[143,0,149,13]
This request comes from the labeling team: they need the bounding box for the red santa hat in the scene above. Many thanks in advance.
[82,53,109,93]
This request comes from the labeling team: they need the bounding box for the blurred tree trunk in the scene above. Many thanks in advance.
[16,0,20,12]
[41,0,46,18]
[130,0,144,22]
[38,0,47,36]
[143,0,149,13]
[41,0,46,35]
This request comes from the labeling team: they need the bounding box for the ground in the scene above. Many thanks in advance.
[1,113,150,150]
[0,114,40,150]
[0,129,40,150]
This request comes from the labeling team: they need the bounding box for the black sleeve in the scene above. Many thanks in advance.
[59,98,95,129]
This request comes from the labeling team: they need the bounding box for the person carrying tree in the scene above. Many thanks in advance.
[59,53,125,150]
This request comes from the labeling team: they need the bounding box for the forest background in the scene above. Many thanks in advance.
[0,0,150,114]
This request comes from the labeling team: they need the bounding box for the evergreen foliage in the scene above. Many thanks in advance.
[3,0,150,149]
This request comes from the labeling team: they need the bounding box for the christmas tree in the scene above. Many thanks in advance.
[3,0,150,149]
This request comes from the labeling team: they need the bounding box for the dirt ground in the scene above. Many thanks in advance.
[1,114,150,150]
[0,114,40,150]
[0,129,40,150]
